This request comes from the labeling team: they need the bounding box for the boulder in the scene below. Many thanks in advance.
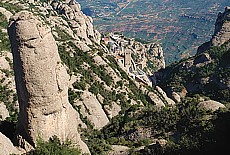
[8,11,90,153]
[171,92,181,103]
[155,86,175,106]
[148,92,165,107]
[198,100,226,112]
[75,91,109,129]
[108,145,130,155]
[0,132,22,155]
[0,102,9,121]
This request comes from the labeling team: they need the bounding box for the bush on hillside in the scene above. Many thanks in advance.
[29,136,81,155]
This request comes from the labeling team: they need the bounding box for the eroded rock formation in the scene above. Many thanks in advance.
[8,11,89,153]
[75,91,109,129]
[198,100,226,112]
[51,0,101,47]
[212,6,230,46]
[197,6,230,54]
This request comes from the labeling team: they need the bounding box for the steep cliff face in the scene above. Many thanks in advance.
[198,7,230,54]
[0,0,172,128]
[212,6,230,46]
[1,1,229,154]
[8,11,89,153]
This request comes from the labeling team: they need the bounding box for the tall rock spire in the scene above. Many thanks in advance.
[8,11,90,153]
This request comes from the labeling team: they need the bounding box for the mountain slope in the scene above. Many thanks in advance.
[0,1,229,155]
[158,7,230,103]
[0,0,174,154]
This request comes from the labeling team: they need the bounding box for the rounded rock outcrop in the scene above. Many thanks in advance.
[198,100,226,112]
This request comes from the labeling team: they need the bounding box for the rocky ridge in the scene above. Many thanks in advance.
[212,6,230,46]
[0,1,229,155]
[50,0,101,51]
[0,0,174,154]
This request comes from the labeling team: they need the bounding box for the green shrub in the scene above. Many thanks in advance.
[0,83,18,122]
[0,13,8,28]
[81,129,111,155]
[68,89,82,105]
[73,77,86,90]
[0,29,10,52]
[0,2,21,14]
[29,136,81,155]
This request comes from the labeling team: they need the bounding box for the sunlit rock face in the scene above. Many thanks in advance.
[8,11,90,153]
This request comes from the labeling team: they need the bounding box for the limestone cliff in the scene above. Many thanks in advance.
[8,11,89,153]
[198,6,230,54]
[212,6,230,46]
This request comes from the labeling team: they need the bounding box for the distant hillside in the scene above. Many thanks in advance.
[158,41,230,103]
[157,6,230,103]
[78,0,230,64]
